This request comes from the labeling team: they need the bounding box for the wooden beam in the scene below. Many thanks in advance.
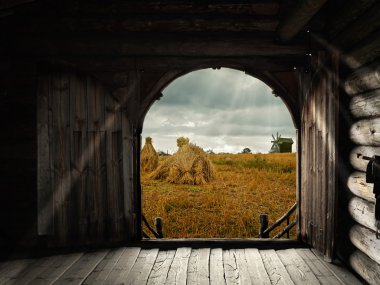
[347,171,375,203]
[350,118,380,146]
[333,2,380,49]
[345,59,380,95]
[65,1,280,16]
[350,89,380,119]
[9,34,306,57]
[348,196,376,232]
[345,30,380,69]
[350,145,380,172]
[326,0,377,38]
[62,56,305,73]
[349,224,380,265]
[277,0,328,41]
[11,15,279,33]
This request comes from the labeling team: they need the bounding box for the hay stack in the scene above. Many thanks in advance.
[141,137,159,173]
[151,137,215,185]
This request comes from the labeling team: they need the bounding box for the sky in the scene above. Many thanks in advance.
[142,68,296,154]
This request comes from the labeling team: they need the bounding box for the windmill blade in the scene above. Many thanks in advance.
[272,134,276,140]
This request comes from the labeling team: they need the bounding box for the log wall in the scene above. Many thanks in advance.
[337,48,380,285]
[37,67,129,246]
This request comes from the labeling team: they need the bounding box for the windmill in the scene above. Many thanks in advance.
[269,132,281,153]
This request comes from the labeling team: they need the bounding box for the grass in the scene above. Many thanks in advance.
[142,152,297,239]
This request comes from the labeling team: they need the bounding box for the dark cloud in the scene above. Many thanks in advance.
[142,68,296,153]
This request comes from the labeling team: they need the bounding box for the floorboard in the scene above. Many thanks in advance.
[0,246,362,285]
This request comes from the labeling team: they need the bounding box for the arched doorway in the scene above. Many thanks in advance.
[139,68,298,239]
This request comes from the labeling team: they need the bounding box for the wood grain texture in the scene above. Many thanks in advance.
[349,223,380,265]
[123,249,159,285]
[348,249,380,285]
[147,250,176,285]
[350,145,380,172]
[166,247,191,285]
[344,60,380,95]
[295,249,342,285]
[350,89,380,118]
[347,171,375,203]
[53,250,109,285]
[348,196,377,232]
[350,118,380,146]
[276,248,320,285]
[209,248,225,285]
[104,247,140,284]
[187,248,210,285]
[245,248,271,285]
[346,30,380,69]
[260,249,294,285]
[83,247,126,284]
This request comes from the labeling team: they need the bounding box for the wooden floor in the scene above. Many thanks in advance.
[0,247,362,284]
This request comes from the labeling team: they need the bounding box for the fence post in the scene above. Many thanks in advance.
[259,214,269,238]
[155,217,163,238]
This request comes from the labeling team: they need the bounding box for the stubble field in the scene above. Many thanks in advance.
[142,153,297,239]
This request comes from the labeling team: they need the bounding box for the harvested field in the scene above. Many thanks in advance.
[142,153,296,239]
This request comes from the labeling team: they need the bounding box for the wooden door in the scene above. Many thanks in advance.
[300,52,339,260]
[37,70,126,245]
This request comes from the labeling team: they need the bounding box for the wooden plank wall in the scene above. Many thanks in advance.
[37,68,127,246]
[0,64,39,251]
[337,58,380,284]
[300,51,339,260]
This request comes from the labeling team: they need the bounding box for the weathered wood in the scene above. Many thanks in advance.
[18,16,279,33]
[333,3,380,49]
[276,248,320,285]
[28,252,83,284]
[50,72,71,245]
[223,249,241,285]
[344,60,380,95]
[147,250,175,285]
[350,146,380,172]
[187,248,210,285]
[327,0,377,38]
[347,171,375,203]
[209,248,225,285]
[346,30,380,69]
[0,258,35,284]
[245,248,271,285]
[350,89,380,118]
[347,249,380,285]
[295,249,342,285]
[83,247,126,284]
[350,118,380,146]
[259,249,294,285]
[166,247,191,285]
[277,0,328,41]
[5,255,58,284]
[37,74,53,235]
[349,223,380,265]
[234,249,252,284]
[348,196,377,232]
[54,250,109,285]
[123,249,159,285]
[69,73,88,243]
[262,203,297,237]
[11,35,307,57]
[104,247,140,284]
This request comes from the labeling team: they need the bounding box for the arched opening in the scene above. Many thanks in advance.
[140,68,298,239]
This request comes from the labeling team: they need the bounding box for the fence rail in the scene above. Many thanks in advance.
[259,202,297,238]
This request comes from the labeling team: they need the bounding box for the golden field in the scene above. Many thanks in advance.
[141,152,297,239]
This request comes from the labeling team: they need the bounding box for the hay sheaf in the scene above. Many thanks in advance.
[151,138,215,185]
[141,137,159,173]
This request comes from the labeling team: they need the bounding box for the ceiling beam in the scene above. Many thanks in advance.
[8,34,306,57]
[277,0,328,42]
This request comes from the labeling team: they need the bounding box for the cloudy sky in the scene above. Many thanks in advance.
[142,68,296,154]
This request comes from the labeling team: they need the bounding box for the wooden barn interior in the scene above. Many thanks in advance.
[0,0,379,284]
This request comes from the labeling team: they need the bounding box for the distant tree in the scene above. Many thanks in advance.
[206,149,215,154]
[242,147,252,154]
[157,150,170,156]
